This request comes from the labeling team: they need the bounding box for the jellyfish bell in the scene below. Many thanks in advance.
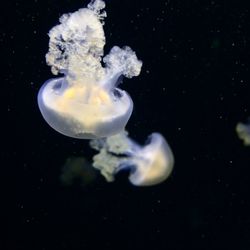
[37,0,142,139]
[37,76,134,139]
[127,133,174,186]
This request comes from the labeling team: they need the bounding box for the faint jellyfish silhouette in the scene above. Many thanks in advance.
[38,0,142,139]
[90,131,174,186]
[236,121,250,146]
[60,156,97,186]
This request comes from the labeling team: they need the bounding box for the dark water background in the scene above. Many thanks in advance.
[2,0,250,249]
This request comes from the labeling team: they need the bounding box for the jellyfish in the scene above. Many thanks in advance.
[60,156,97,186]
[38,0,142,139]
[89,131,174,186]
[236,121,250,146]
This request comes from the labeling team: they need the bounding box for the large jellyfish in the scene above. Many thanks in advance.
[90,131,174,186]
[38,0,142,139]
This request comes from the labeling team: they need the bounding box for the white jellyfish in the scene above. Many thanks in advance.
[90,131,174,186]
[38,0,142,139]
[236,121,250,146]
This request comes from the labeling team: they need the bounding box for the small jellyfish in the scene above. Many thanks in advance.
[236,121,250,146]
[38,0,142,139]
[90,131,174,186]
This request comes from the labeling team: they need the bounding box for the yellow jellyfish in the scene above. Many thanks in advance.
[90,131,174,186]
[38,0,142,139]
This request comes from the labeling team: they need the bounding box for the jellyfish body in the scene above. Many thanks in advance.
[38,76,134,139]
[37,0,142,139]
[90,131,174,186]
